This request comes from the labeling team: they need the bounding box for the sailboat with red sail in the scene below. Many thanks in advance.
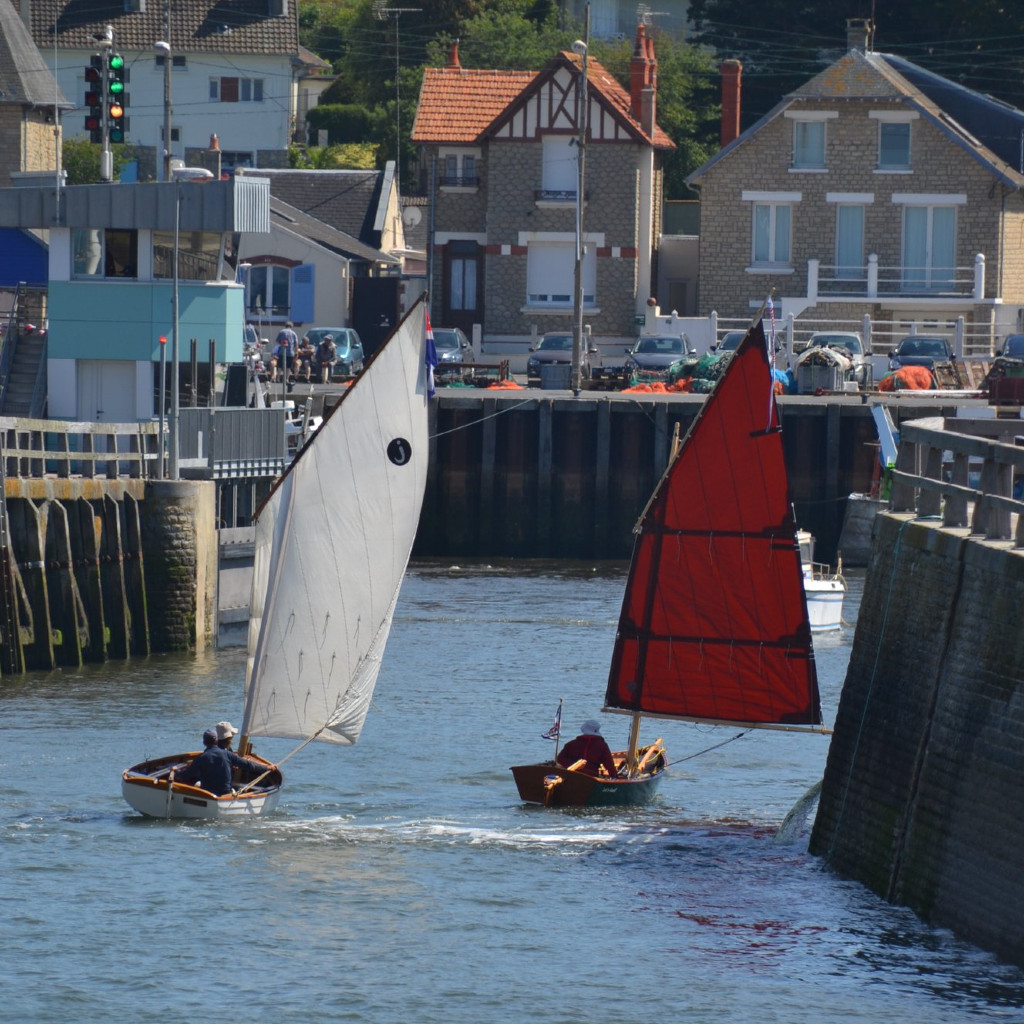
[511,318,829,807]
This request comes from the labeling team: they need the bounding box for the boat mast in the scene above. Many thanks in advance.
[623,419,683,774]
[570,7,589,397]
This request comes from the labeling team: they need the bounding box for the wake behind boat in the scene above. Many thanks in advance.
[122,299,432,818]
[512,315,829,808]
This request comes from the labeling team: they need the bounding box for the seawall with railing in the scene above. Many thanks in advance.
[810,416,1024,967]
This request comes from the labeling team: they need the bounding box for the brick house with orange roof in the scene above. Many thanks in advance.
[411,25,674,348]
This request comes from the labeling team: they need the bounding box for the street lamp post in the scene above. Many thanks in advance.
[571,21,589,397]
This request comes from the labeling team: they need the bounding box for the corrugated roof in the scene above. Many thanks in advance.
[27,0,297,55]
[0,0,71,108]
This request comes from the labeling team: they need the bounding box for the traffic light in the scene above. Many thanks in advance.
[107,53,128,143]
[84,57,103,143]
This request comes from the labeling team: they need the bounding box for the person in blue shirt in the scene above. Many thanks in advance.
[271,322,299,381]
[172,729,233,795]
[172,728,269,796]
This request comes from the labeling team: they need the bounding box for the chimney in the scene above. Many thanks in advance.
[846,18,871,53]
[720,59,742,148]
[630,24,650,122]
[448,40,461,70]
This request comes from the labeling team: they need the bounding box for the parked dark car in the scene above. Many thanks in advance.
[625,334,694,373]
[713,330,746,353]
[888,335,953,371]
[526,332,602,386]
[999,333,1024,359]
[807,331,870,387]
[432,326,472,364]
[305,327,365,375]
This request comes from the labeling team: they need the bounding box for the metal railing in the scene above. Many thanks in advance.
[0,417,161,480]
[810,254,985,301]
[889,415,1024,547]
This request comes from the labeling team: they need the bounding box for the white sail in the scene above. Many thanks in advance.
[241,302,430,745]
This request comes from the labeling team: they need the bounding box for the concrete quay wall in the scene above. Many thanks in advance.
[810,513,1024,966]
[417,391,986,563]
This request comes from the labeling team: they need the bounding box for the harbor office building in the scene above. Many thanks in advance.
[0,176,270,423]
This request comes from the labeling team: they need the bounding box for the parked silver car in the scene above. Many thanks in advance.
[807,331,871,387]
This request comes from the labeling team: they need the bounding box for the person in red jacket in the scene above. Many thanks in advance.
[556,719,619,777]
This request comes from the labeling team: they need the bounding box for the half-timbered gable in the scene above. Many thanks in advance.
[411,25,674,349]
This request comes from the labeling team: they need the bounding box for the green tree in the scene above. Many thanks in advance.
[62,137,139,185]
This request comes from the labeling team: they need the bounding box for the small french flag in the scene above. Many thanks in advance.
[541,700,562,741]
[425,311,438,399]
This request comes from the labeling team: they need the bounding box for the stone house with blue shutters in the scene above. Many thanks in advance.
[686,21,1024,352]
[411,26,674,347]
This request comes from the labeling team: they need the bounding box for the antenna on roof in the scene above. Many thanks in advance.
[636,3,668,25]
[371,1,419,193]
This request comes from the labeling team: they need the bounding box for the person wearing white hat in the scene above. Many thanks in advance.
[556,718,618,777]
[215,721,238,750]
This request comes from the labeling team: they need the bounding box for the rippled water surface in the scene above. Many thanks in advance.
[3,562,1023,1023]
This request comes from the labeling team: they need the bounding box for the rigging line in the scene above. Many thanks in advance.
[665,730,749,767]
[235,723,330,794]
[429,397,535,440]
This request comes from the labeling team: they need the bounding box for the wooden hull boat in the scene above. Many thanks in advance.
[512,744,666,808]
[121,752,283,819]
[120,297,431,821]
[513,315,830,812]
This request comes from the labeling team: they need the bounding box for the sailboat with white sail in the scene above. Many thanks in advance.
[121,299,432,819]
[511,318,830,807]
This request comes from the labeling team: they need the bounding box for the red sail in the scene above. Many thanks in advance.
[605,321,822,726]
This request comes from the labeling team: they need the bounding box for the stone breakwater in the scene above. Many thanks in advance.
[811,512,1024,967]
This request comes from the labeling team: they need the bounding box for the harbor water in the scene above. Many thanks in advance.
[3,563,1024,1023]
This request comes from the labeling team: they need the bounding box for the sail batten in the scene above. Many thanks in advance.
[605,320,823,729]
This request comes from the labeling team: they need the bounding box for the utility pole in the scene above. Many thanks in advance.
[373,1,418,190]
[157,0,172,182]
[570,6,590,397]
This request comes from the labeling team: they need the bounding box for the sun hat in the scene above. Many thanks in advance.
[215,721,238,740]
[580,719,602,735]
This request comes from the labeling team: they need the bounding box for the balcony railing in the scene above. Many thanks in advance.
[533,189,590,203]
[810,253,986,301]
[439,175,480,188]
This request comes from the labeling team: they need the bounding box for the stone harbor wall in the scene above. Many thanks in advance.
[810,512,1024,967]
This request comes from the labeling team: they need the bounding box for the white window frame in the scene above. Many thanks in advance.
[898,201,959,292]
[210,77,265,103]
[438,147,481,190]
[870,111,917,172]
[540,136,576,200]
[785,111,836,171]
[743,191,799,271]
[520,231,602,310]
